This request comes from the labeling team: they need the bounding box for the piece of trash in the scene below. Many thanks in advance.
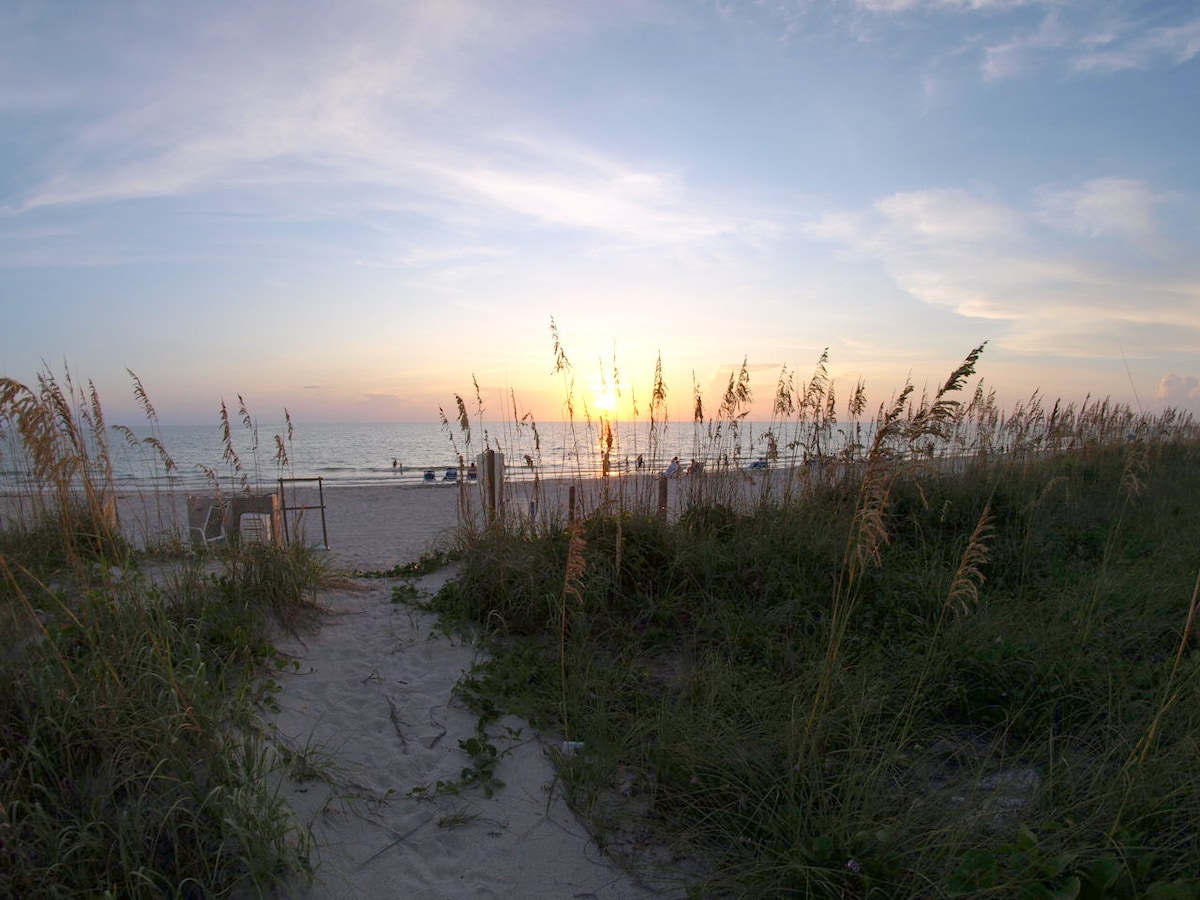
[561,741,585,757]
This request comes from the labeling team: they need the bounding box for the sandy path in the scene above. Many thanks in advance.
[259,483,679,898]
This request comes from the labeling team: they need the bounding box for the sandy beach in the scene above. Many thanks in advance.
[195,479,688,898]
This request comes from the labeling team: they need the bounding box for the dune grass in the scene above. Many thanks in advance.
[5,346,1198,897]
[427,341,1200,898]
[1,369,326,898]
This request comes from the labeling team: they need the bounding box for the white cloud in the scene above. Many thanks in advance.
[894,3,1200,82]
[1034,178,1164,240]
[1157,373,1200,411]
[875,188,1022,244]
[8,7,466,210]
[806,181,1200,358]
[3,0,777,259]
[856,0,1031,10]
[443,164,697,240]
[1073,17,1200,73]
[981,10,1070,81]
[7,1,606,208]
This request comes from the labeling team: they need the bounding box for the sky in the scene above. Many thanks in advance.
[1,0,1198,426]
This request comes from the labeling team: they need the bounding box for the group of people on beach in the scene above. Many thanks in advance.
[389,454,487,484]
[662,456,704,477]
[662,455,768,476]
[398,453,769,482]
[390,455,484,484]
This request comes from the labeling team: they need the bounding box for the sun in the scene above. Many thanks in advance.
[593,386,618,414]
[587,376,619,414]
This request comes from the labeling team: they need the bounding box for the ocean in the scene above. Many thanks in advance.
[5,411,1071,497]
[74,418,811,493]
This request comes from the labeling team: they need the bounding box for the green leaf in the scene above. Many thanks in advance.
[1144,879,1200,900]
[1083,857,1122,891]
[1051,876,1081,900]
[1014,825,1040,852]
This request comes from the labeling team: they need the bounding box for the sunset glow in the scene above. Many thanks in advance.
[1,2,1197,424]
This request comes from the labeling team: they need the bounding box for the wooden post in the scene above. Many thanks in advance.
[568,485,577,524]
[657,475,668,522]
[316,477,328,549]
[485,448,497,522]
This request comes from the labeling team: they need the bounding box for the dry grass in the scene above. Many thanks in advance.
[1,365,327,898]
[426,333,1200,897]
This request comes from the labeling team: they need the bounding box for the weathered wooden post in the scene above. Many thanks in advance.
[484,448,497,522]
[657,474,668,522]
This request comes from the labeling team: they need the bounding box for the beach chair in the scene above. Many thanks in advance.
[443,468,458,483]
[239,512,272,545]
[186,496,226,548]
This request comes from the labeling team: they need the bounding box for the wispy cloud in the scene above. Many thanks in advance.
[807,179,1200,357]
[2,0,787,278]
[846,1,1200,81]
[1034,178,1166,242]
[875,188,1023,244]
[1073,17,1200,73]
[2,0,775,264]
[856,0,1032,11]
[978,7,1200,81]
[980,10,1072,81]
[425,135,769,247]
[7,2,502,210]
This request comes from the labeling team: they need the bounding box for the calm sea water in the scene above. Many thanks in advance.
[4,413,1039,495]
[76,419,812,492]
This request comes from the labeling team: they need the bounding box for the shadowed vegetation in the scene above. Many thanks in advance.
[1,368,327,898]
[427,339,1200,898]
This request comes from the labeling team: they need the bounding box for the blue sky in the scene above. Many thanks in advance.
[2,0,1197,425]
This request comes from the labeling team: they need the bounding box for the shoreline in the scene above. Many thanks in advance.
[8,450,1000,573]
[7,462,853,574]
